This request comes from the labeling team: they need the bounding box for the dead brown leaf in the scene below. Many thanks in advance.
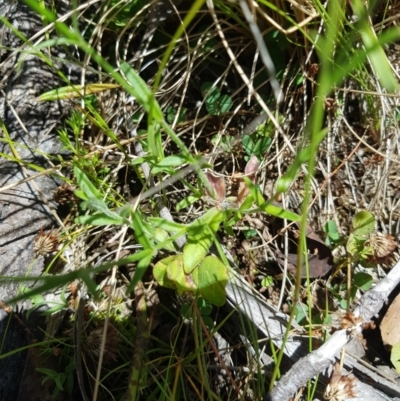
[380,292,400,348]
[275,225,333,278]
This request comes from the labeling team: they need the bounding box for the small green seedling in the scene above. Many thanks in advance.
[166,106,187,124]
[346,210,376,263]
[201,82,233,115]
[323,220,341,245]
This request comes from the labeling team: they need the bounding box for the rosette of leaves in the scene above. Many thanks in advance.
[153,157,260,306]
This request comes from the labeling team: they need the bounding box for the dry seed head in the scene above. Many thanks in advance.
[340,312,362,330]
[34,228,59,257]
[365,231,397,265]
[52,182,77,205]
[324,363,358,401]
[85,323,119,364]
[368,232,397,258]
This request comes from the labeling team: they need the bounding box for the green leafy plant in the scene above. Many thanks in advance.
[323,220,341,246]
[242,116,278,160]
[210,134,236,153]
[261,275,274,288]
[166,106,187,124]
[201,82,233,115]
[37,358,75,398]
[152,155,300,305]
[346,210,376,262]
[242,133,271,161]
[324,211,378,268]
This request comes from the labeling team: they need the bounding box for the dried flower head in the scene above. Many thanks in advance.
[53,182,77,205]
[340,312,362,330]
[85,323,119,364]
[365,231,397,265]
[324,363,358,401]
[34,228,59,257]
[52,347,63,357]
[308,63,319,77]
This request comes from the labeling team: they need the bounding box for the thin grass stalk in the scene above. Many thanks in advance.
[268,0,346,390]
[125,281,148,401]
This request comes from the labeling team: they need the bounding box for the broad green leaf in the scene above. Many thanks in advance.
[183,208,224,273]
[352,211,375,237]
[239,190,256,211]
[176,195,201,211]
[151,154,187,174]
[217,94,233,114]
[74,189,89,201]
[294,302,308,324]
[391,342,400,374]
[244,177,266,206]
[324,220,341,243]
[201,315,214,329]
[243,228,257,238]
[346,233,365,256]
[166,106,187,124]
[37,83,120,101]
[167,255,197,295]
[148,217,187,232]
[347,211,375,256]
[81,198,122,220]
[154,228,175,251]
[153,255,197,295]
[197,298,212,315]
[242,135,255,154]
[244,177,301,220]
[153,255,182,290]
[263,203,301,221]
[253,137,272,155]
[120,62,163,121]
[201,82,232,115]
[195,256,228,306]
[353,272,373,291]
[74,166,101,200]
[189,207,224,233]
[183,233,213,274]
[201,82,219,100]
